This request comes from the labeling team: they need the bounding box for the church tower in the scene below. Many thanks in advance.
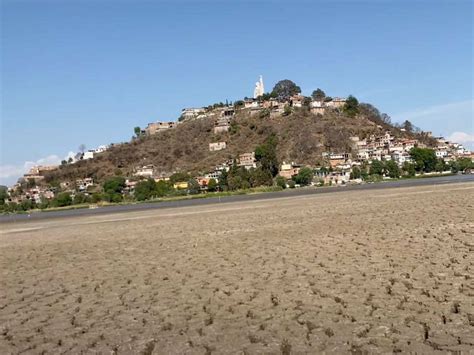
[253,75,265,98]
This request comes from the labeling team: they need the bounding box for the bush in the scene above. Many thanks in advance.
[91,193,103,203]
[103,176,126,194]
[385,160,400,178]
[294,167,314,186]
[350,166,361,179]
[134,178,157,201]
[53,192,72,207]
[73,193,90,204]
[207,178,218,192]
[287,180,296,189]
[409,147,437,173]
[275,176,287,189]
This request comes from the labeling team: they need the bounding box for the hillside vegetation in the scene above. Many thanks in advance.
[44,105,426,184]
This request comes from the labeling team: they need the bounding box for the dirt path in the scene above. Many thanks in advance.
[1,183,473,354]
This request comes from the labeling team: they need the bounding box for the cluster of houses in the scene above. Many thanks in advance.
[7,172,96,205]
[4,76,473,206]
[141,75,347,139]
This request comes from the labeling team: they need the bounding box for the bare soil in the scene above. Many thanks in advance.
[1,183,473,354]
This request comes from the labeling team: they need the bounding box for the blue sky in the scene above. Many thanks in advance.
[1,0,473,185]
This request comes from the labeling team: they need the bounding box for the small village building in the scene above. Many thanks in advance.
[238,152,257,169]
[76,177,94,192]
[145,121,176,135]
[209,142,227,151]
[83,150,94,160]
[223,108,235,117]
[326,97,347,109]
[244,99,259,109]
[279,162,301,179]
[214,117,230,134]
[174,181,189,190]
[311,107,325,115]
[196,177,211,188]
[181,108,206,120]
[134,165,155,178]
[289,94,305,108]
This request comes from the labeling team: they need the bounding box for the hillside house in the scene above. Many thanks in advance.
[174,181,189,190]
[244,99,259,109]
[181,108,206,120]
[325,97,346,109]
[209,142,227,151]
[134,165,155,178]
[214,117,230,134]
[196,177,211,188]
[289,94,305,108]
[83,150,95,160]
[145,121,176,135]
[311,107,326,115]
[279,162,301,179]
[323,152,350,168]
[76,178,94,192]
[222,108,235,117]
[238,152,257,169]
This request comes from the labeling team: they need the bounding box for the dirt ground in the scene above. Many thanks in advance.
[1,183,473,354]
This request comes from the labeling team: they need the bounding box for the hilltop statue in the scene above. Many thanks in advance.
[253,75,265,99]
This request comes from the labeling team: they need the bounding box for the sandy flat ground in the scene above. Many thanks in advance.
[0,183,473,354]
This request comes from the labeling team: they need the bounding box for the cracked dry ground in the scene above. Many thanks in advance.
[1,182,473,354]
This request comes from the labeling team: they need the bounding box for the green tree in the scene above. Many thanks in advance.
[207,178,218,192]
[343,95,359,117]
[134,178,157,201]
[91,192,103,203]
[385,160,400,178]
[275,176,287,189]
[402,162,416,177]
[20,199,34,211]
[369,160,385,176]
[249,167,273,187]
[311,88,326,101]
[409,147,437,172]
[103,176,126,202]
[435,159,447,172]
[457,157,474,171]
[255,134,279,177]
[103,176,126,194]
[73,193,90,204]
[169,172,191,184]
[402,120,414,133]
[294,167,314,186]
[155,180,173,197]
[219,170,228,191]
[271,79,301,101]
[0,186,8,205]
[134,126,141,137]
[350,166,361,179]
[187,179,201,194]
[53,192,72,207]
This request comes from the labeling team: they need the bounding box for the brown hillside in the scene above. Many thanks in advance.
[44,107,418,184]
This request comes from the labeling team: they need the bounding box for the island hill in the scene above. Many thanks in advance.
[43,79,437,182]
[4,78,472,210]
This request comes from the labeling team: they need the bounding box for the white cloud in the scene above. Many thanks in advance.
[0,154,64,187]
[392,99,473,143]
[447,131,474,145]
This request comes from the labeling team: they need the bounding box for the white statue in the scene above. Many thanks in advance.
[253,75,265,98]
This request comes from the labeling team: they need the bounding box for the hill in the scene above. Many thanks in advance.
[43,104,433,184]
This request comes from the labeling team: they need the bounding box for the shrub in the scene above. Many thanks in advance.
[275,176,287,189]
